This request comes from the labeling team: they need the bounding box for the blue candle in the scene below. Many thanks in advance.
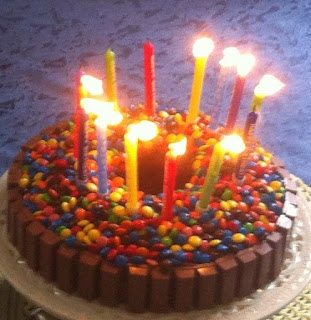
[96,118,108,195]
[77,108,88,182]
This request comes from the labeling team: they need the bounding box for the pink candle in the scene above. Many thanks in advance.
[144,41,156,116]
[162,138,187,221]
[225,54,255,133]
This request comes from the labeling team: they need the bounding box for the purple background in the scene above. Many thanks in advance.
[1,0,310,184]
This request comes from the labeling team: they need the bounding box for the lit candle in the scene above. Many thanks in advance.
[105,49,119,110]
[210,47,240,129]
[144,41,156,116]
[235,75,285,180]
[225,54,255,133]
[125,121,158,213]
[198,135,245,210]
[74,74,104,160]
[162,137,187,221]
[77,107,88,183]
[81,99,122,195]
[187,37,215,124]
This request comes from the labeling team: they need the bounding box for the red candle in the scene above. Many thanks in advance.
[74,72,86,159]
[225,53,255,133]
[225,75,246,133]
[162,138,187,221]
[144,41,156,116]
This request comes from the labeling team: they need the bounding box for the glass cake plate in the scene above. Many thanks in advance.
[0,171,311,320]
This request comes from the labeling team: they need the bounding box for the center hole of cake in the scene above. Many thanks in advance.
[138,147,195,195]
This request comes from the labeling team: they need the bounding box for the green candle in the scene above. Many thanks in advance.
[198,135,245,210]
[105,49,118,109]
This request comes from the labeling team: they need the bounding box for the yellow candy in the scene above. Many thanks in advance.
[207,138,217,146]
[258,160,267,167]
[34,172,44,181]
[227,200,238,209]
[157,225,168,237]
[19,177,30,188]
[192,130,202,139]
[83,223,95,233]
[138,229,147,236]
[192,159,202,171]
[255,147,265,155]
[215,210,224,219]
[174,113,183,123]
[196,155,205,160]
[159,110,169,118]
[185,183,194,190]
[47,138,58,148]
[115,187,125,195]
[167,133,176,144]
[270,180,282,191]
[61,130,71,137]
[113,205,126,216]
[60,229,72,239]
[76,231,85,241]
[82,235,92,245]
[61,202,71,213]
[175,200,184,207]
[276,192,284,200]
[33,210,43,216]
[183,244,195,251]
[86,183,98,193]
[220,201,230,212]
[232,233,246,243]
[69,197,77,209]
[110,192,122,202]
[265,186,274,193]
[210,239,221,247]
[258,202,267,211]
[141,206,154,218]
[77,219,90,227]
[171,245,182,252]
[188,235,202,247]
[34,194,44,203]
[259,215,269,224]
[59,141,66,149]
[88,229,101,242]
[74,162,78,170]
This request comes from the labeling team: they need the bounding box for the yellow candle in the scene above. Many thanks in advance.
[105,49,118,110]
[198,135,245,210]
[187,37,215,124]
[125,129,138,212]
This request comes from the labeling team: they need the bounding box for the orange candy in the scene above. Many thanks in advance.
[111,177,125,188]
[247,233,259,246]
[136,247,149,257]
[75,208,87,220]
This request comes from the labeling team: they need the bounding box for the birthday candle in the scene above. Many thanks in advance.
[187,37,215,124]
[210,47,240,130]
[198,135,245,210]
[235,75,285,180]
[77,107,88,183]
[162,138,187,221]
[225,54,255,133]
[105,49,118,110]
[144,41,156,116]
[96,118,108,195]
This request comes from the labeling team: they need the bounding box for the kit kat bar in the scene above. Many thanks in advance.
[7,199,23,244]
[100,262,125,307]
[7,163,22,189]
[196,263,218,309]
[13,151,25,163]
[16,208,34,256]
[78,251,101,300]
[127,266,149,313]
[254,241,273,288]
[39,230,62,281]
[25,221,46,270]
[215,255,238,304]
[8,188,22,204]
[236,248,258,297]
[21,136,40,151]
[56,244,79,293]
[276,214,292,257]
[150,267,171,313]
[173,268,195,312]
[266,232,284,280]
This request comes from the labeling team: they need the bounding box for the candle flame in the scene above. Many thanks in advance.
[81,98,114,116]
[131,120,158,141]
[192,37,215,58]
[254,74,285,96]
[221,135,245,154]
[95,110,123,127]
[80,75,104,95]
[236,54,255,77]
[169,137,187,157]
[219,47,240,67]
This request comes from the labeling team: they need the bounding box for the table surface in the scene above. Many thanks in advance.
[1,172,311,320]
[1,0,311,185]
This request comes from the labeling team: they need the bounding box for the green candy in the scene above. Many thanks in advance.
[108,214,118,224]
[170,227,179,238]
[244,222,254,232]
[43,193,52,203]
[82,197,89,208]
[56,226,66,235]
[161,236,173,247]
[221,188,233,201]
[22,164,30,171]
[188,218,197,226]
[61,195,71,203]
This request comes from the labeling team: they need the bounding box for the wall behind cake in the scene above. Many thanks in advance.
[1,0,310,184]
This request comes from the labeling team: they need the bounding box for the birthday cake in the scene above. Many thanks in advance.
[5,39,297,313]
